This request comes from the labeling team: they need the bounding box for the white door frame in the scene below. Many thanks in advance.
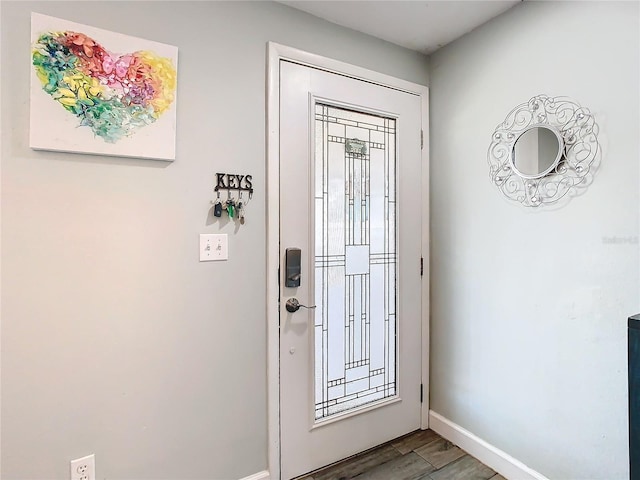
[266,42,430,480]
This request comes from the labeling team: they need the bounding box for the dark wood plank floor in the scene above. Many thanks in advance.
[295,429,506,480]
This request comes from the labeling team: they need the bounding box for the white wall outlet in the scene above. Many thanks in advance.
[200,233,228,261]
[70,454,95,480]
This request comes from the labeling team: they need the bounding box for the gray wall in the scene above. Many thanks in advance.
[429,1,639,479]
[0,2,428,479]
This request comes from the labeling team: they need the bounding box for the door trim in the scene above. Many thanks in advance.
[266,42,430,479]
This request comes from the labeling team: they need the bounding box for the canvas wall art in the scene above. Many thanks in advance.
[30,13,179,160]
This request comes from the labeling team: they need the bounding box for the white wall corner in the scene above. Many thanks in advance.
[428,411,549,480]
[239,470,270,480]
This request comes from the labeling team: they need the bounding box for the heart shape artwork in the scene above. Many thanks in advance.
[32,31,177,143]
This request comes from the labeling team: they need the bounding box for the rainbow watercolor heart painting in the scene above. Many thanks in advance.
[30,13,178,160]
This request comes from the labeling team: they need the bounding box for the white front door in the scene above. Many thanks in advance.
[279,60,425,479]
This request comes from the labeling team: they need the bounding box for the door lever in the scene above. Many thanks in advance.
[285,298,316,313]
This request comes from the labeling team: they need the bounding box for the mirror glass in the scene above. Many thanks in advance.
[512,127,562,177]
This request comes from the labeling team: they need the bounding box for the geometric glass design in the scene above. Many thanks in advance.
[314,103,397,420]
[345,245,370,275]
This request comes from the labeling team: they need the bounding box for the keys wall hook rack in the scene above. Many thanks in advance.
[214,173,253,198]
[211,172,253,225]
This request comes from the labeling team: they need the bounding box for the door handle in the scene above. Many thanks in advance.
[285,298,317,313]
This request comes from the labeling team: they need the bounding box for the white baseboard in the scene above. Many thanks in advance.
[428,410,549,480]
[239,470,270,480]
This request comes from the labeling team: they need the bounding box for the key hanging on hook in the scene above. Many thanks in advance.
[238,201,245,225]
[213,190,222,217]
[226,197,236,218]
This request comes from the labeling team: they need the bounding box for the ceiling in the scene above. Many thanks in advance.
[279,1,521,55]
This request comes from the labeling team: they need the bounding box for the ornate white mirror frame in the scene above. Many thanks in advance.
[488,94,600,207]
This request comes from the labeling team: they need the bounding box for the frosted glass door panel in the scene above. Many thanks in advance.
[314,104,397,421]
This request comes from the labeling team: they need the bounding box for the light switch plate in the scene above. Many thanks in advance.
[200,234,228,261]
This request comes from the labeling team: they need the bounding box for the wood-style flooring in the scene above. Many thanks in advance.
[295,429,505,480]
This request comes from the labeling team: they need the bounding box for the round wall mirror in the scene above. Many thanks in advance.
[488,95,600,207]
[511,126,564,179]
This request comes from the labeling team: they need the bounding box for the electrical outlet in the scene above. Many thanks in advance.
[70,454,95,480]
